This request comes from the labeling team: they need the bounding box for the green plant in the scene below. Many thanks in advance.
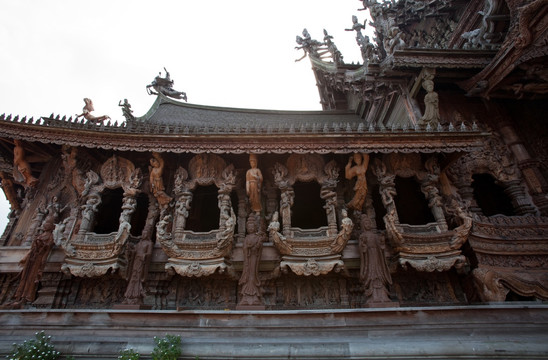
[7,331,60,360]
[118,348,140,360]
[151,335,181,360]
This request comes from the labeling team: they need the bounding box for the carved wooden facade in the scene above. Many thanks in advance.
[0,0,547,315]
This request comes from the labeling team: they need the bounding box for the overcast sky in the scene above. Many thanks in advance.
[0,1,372,231]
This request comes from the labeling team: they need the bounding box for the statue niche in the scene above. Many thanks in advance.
[57,156,144,278]
[157,153,237,278]
[268,154,353,276]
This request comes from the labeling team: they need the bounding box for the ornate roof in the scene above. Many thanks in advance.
[0,94,487,155]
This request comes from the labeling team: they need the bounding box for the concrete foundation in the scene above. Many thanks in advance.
[1,304,547,359]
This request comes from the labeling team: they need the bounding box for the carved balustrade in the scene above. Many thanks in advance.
[373,155,471,272]
[157,154,237,278]
[268,154,353,276]
[469,214,548,301]
[57,155,143,278]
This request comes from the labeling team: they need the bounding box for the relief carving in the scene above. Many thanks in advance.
[149,152,172,209]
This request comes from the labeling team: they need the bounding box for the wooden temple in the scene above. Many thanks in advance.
[0,1,547,358]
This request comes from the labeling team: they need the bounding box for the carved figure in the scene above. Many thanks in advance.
[149,152,172,208]
[323,29,344,65]
[146,68,187,101]
[246,154,263,214]
[418,80,440,128]
[123,237,153,305]
[75,98,110,124]
[13,139,39,188]
[238,216,264,307]
[359,216,392,305]
[12,196,62,305]
[118,99,134,121]
[295,29,327,62]
[345,153,370,211]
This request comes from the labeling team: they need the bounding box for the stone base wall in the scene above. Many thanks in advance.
[1,305,547,359]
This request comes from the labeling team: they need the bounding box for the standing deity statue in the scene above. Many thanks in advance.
[418,79,440,128]
[13,139,39,188]
[75,98,110,124]
[122,237,153,305]
[149,152,172,209]
[238,216,264,307]
[11,196,63,306]
[359,215,393,306]
[246,154,263,214]
[345,153,370,211]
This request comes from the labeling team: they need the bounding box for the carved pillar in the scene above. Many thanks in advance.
[173,190,192,234]
[502,179,537,215]
[498,120,548,215]
[455,183,482,214]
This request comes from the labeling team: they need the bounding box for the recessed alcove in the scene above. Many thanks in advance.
[394,176,435,225]
[130,193,149,237]
[186,184,221,232]
[472,173,515,216]
[93,188,124,234]
[291,181,327,229]
[370,184,387,230]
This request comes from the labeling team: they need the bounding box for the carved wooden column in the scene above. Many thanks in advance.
[497,119,548,215]
[502,179,536,215]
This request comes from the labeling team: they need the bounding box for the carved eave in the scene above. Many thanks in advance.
[0,117,489,154]
[388,49,496,70]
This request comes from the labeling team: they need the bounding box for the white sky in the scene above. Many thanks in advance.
[0,0,371,231]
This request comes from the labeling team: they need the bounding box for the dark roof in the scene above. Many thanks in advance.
[137,94,363,130]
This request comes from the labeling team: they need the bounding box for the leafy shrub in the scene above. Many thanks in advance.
[118,348,140,360]
[7,331,60,360]
[151,335,181,360]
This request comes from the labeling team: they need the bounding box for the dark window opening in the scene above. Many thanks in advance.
[472,173,515,216]
[291,181,327,229]
[230,190,238,234]
[93,188,124,234]
[371,184,386,230]
[186,184,220,232]
[130,193,149,237]
[394,176,435,225]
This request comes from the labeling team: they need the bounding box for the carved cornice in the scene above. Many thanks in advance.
[390,50,495,70]
[0,120,488,154]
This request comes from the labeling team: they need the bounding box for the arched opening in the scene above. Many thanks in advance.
[291,181,327,229]
[93,188,124,234]
[186,184,220,232]
[394,176,435,225]
[472,173,515,216]
[130,193,149,237]
[371,184,386,230]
